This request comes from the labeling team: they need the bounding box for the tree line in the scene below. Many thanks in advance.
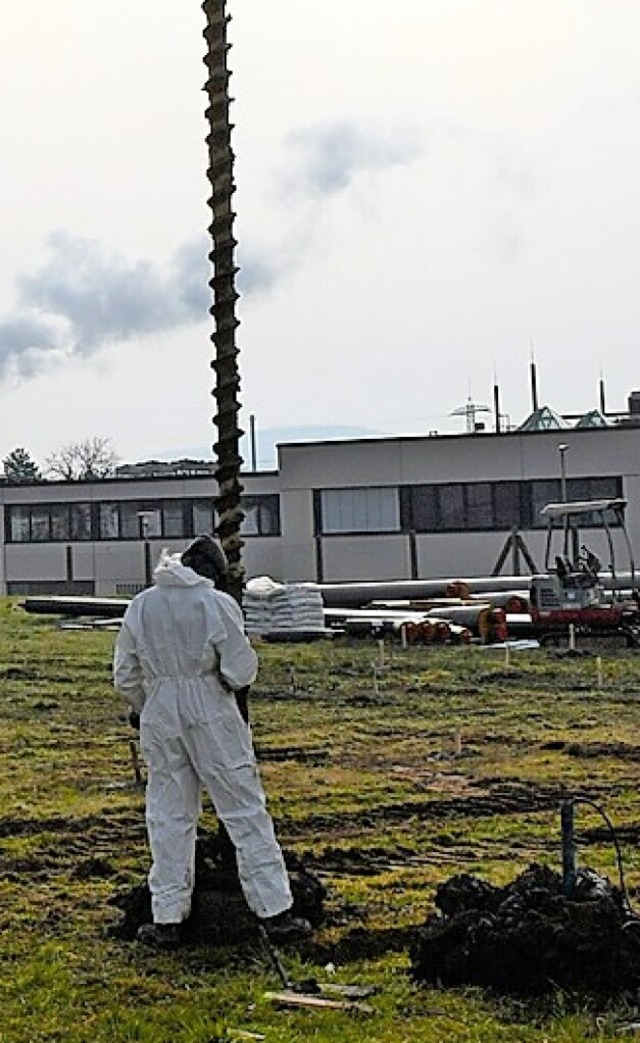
[1,437,119,483]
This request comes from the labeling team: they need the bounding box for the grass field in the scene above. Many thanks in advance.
[3,595,640,1041]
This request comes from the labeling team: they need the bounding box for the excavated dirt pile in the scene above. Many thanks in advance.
[411,863,640,995]
[108,829,326,945]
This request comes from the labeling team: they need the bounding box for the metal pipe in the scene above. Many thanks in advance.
[560,799,577,897]
[617,504,637,595]
[558,444,569,557]
[249,413,257,471]
[602,510,617,587]
[530,359,539,412]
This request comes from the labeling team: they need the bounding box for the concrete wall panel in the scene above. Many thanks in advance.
[319,536,409,583]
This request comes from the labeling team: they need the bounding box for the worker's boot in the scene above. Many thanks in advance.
[136,922,182,951]
[261,909,313,944]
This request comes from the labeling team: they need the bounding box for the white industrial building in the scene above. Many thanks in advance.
[1,403,640,596]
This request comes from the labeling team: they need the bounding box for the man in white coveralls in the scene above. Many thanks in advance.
[113,534,311,950]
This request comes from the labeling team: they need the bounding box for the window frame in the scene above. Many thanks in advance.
[319,486,401,535]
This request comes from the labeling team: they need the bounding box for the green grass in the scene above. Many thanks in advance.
[3,596,640,1040]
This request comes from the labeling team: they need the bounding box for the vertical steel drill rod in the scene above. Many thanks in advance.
[202,0,245,608]
[202,1,250,867]
[561,798,577,897]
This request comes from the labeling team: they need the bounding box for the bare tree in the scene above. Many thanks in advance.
[2,447,41,483]
[45,437,119,481]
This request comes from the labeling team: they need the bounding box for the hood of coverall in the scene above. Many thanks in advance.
[153,551,212,588]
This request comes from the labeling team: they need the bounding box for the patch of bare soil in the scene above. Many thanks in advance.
[539,739,640,760]
[580,823,640,849]
[108,830,327,945]
[566,741,640,760]
[0,811,144,881]
[108,836,417,963]
[0,666,38,680]
[411,863,640,995]
[255,744,330,766]
[0,810,142,840]
[307,844,422,877]
[309,924,418,964]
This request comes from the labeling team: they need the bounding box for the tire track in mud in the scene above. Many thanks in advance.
[0,778,627,885]
[0,810,145,882]
[542,739,640,760]
[276,780,572,839]
[0,777,623,848]
[254,744,330,765]
[302,843,497,878]
[0,808,143,840]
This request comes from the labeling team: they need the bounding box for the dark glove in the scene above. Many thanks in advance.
[128,710,141,731]
[235,686,250,724]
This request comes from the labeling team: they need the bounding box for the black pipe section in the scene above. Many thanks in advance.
[530,359,539,412]
[560,799,577,898]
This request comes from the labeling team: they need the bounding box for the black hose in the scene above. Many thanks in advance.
[572,795,637,918]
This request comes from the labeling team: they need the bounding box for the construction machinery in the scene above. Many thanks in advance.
[529,498,640,646]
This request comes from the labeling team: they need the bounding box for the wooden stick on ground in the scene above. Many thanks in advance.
[264,990,375,1015]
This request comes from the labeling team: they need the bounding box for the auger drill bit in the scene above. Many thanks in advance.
[202,0,245,609]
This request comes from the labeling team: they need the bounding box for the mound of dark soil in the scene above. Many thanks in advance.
[411,863,640,995]
[108,830,326,945]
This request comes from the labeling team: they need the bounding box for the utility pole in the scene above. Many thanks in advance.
[202,0,245,607]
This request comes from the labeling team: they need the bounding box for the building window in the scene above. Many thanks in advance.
[570,475,621,504]
[241,495,281,536]
[320,487,400,534]
[528,479,560,528]
[30,506,51,541]
[5,502,93,542]
[527,476,622,528]
[162,502,186,538]
[407,487,435,531]
[116,503,163,539]
[70,504,92,540]
[6,498,191,543]
[465,483,493,529]
[8,506,30,542]
[193,499,215,535]
[50,505,70,541]
[119,503,143,539]
[438,485,465,530]
[136,508,162,538]
[493,482,523,529]
[406,476,623,534]
[99,503,120,539]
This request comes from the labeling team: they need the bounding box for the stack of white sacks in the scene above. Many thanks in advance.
[243,575,326,635]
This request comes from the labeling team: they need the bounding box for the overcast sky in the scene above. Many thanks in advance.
[1,0,640,468]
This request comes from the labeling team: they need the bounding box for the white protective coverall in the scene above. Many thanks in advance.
[113,552,293,925]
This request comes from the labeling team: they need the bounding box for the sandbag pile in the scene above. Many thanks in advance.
[244,575,326,635]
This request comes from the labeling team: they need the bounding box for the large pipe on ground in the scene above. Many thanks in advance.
[317,576,532,609]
